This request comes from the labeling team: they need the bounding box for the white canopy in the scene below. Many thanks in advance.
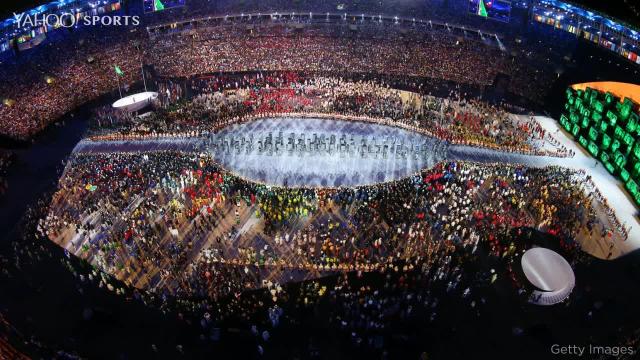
[521,247,575,306]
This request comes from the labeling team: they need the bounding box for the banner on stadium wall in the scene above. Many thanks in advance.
[17,33,46,51]
[600,39,616,51]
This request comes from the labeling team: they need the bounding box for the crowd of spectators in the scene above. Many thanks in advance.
[0,1,638,357]
[149,20,556,103]
[0,27,143,139]
[92,74,568,156]
[2,164,620,358]
[0,139,630,358]
[25,145,621,359]
[41,149,603,304]
[0,14,560,140]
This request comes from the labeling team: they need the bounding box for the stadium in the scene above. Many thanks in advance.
[0,0,639,358]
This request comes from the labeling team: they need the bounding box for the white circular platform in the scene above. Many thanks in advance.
[521,247,575,305]
[112,92,158,112]
[209,116,445,187]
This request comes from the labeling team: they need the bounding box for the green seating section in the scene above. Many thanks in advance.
[559,87,640,206]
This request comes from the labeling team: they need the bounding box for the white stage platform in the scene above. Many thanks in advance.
[522,247,575,305]
[112,92,158,112]
[209,117,445,187]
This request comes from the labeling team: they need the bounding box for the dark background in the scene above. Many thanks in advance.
[0,0,637,26]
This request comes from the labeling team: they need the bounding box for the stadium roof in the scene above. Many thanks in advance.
[568,0,640,27]
[0,0,637,25]
[0,0,74,20]
[0,0,637,40]
[539,0,639,33]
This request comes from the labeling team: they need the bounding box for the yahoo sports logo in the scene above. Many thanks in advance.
[13,12,141,29]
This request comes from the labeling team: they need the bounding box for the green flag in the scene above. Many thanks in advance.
[114,65,124,77]
[154,0,165,11]
[477,0,488,18]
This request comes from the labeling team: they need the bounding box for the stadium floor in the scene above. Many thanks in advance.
[67,114,638,259]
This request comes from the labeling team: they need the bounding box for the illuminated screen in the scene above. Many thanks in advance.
[144,0,186,13]
[468,0,512,22]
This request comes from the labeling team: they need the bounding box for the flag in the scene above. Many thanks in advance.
[478,0,488,18]
[114,65,124,77]
[154,0,165,11]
